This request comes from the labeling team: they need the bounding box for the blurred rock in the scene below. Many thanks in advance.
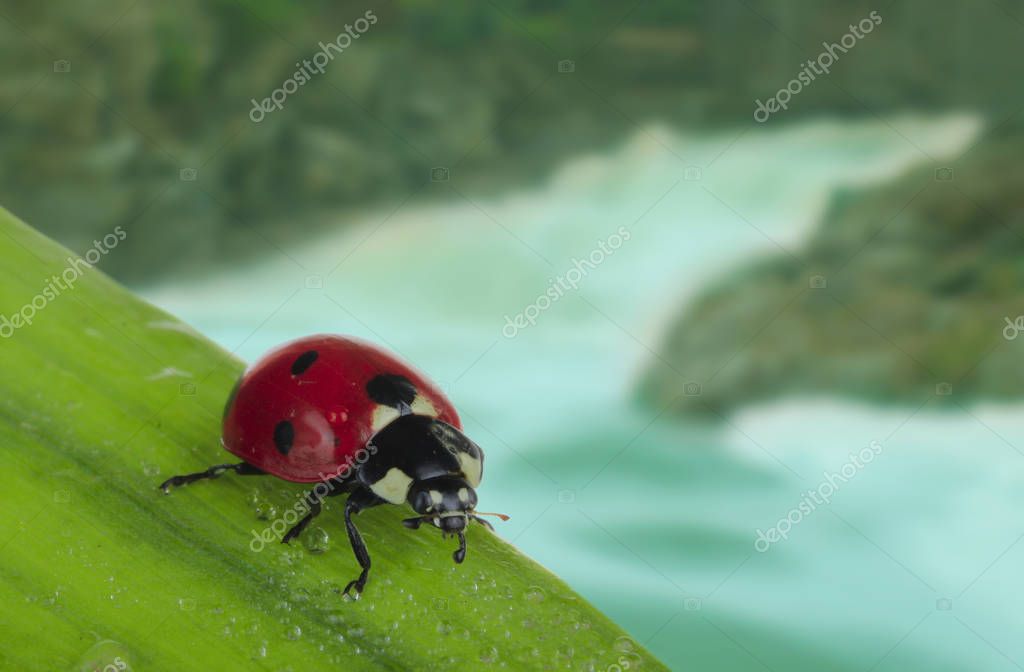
[638,120,1024,416]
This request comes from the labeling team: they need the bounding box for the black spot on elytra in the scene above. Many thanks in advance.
[291,350,319,376]
[274,420,295,455]
[366,374,417,409]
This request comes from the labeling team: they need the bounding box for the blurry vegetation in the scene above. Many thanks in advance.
[638,119,1024,416]
[2,1,1022,282]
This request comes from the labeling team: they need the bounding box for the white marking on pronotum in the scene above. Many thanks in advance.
[410,395,436,417]
[430,490,444,506]
[370,394,437,433]
[369,467,413,504]
[458,453,482,488]
[457,487,469,503]
[370,405,400,433]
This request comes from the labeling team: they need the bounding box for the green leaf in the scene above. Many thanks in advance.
[0,207,667,671]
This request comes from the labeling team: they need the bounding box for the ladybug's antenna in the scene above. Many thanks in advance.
[472,511,510,522]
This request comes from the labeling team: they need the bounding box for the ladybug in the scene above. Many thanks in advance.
[160,335,507,597]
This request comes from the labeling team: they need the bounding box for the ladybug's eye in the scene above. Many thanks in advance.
[411,489,433,514]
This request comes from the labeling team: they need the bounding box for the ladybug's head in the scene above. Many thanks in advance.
[407,475,477,533]
[403,475,479,563]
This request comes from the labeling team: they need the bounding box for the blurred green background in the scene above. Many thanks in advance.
[4,1,1024,669]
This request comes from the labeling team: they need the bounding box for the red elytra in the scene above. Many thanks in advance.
[222,335,460,483]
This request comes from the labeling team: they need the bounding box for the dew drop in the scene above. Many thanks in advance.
[300,526,329,553]
[253,498,278,521]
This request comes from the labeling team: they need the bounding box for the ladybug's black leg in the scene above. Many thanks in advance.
[342,487,385,598]
[159,462,264,493]
[282,477,355,544]
[282,490,325,544]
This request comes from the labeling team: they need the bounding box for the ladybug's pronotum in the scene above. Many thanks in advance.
[160,335,507,597]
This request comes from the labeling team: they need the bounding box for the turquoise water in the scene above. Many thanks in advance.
[143,115,1024,670]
